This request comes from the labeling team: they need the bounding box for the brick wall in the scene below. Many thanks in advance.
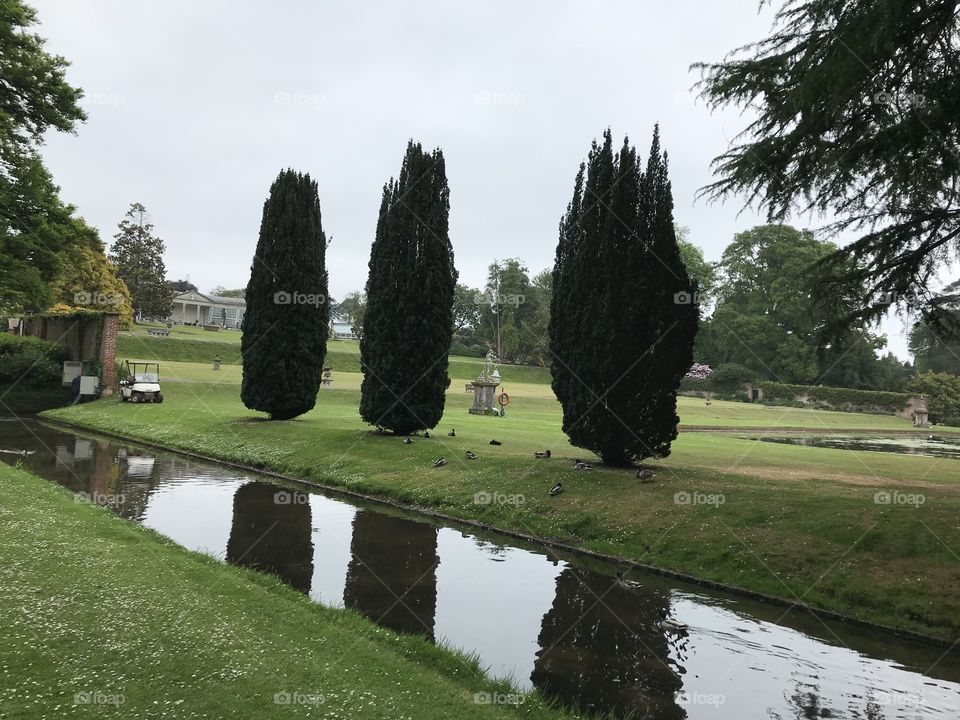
[99,313,119,395]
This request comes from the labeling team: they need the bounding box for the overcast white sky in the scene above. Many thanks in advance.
[32,1,916,358]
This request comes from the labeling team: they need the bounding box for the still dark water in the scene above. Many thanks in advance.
[754,434,960,459]
[3,419,960,719]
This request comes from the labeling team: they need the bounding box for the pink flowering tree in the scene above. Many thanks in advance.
[685,362,713,379]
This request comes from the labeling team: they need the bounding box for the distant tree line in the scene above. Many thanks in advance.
[332,259,552,365]
[695,225,915,392]
[695,0,960,334]
[332,221,920,393]
[336,224,714,371]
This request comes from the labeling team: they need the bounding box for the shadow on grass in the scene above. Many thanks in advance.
[230,416,279,425]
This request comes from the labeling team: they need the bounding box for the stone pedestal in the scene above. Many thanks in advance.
[469,379,500,415]
[469,352,501,415]
[903,395,930,427]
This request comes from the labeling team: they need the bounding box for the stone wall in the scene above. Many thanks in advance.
[20,315,101,361]
[17,312,118,393]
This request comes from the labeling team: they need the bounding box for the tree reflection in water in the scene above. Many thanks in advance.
[225,482,314,593]
[344,511,439,641]
[532,567,686,719]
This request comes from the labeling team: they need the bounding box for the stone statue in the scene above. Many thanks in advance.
[470,351,501,415]
[481,350,499,381]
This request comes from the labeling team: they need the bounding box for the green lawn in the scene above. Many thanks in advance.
[45,375,960,640]
[117,357,946,433]
[117,333,552,384]
[124,322,245,342]
[0,461,570,719]
[117,329,955,428]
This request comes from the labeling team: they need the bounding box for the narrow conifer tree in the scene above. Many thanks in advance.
[641,131,701,458]
[360,141,457,434]
[241,169,329,420]
[549,127,697,465]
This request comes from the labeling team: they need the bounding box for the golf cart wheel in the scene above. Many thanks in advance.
[131,392,142,403]
[155,393,163,404]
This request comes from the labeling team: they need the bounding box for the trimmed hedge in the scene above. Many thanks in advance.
[449,341,486,358]
[0,334,68,387]
[0,384,71,414]
[758,382,910,414]
[680,374,911,414]
[679,376,711,393]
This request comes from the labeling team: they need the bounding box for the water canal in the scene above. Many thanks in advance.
[3,419,959,719]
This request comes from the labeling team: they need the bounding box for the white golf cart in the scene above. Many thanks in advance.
[119,361,163,403]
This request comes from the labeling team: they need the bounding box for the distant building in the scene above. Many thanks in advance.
[171,292,245,328]
[332,320,358,339]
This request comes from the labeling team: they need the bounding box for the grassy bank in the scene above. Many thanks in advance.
[44,374,960,641]
[0,461,570,719]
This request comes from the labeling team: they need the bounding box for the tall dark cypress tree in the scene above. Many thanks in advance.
[642,131,700,459]
[549,127,697,466]
[241,169,330,420]
[360,141,457,434]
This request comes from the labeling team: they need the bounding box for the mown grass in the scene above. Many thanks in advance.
[117,332,552,384]
[0,461,573,719]
[44,375,960,641]
[114,356,946,432]
[117,330,960,428]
